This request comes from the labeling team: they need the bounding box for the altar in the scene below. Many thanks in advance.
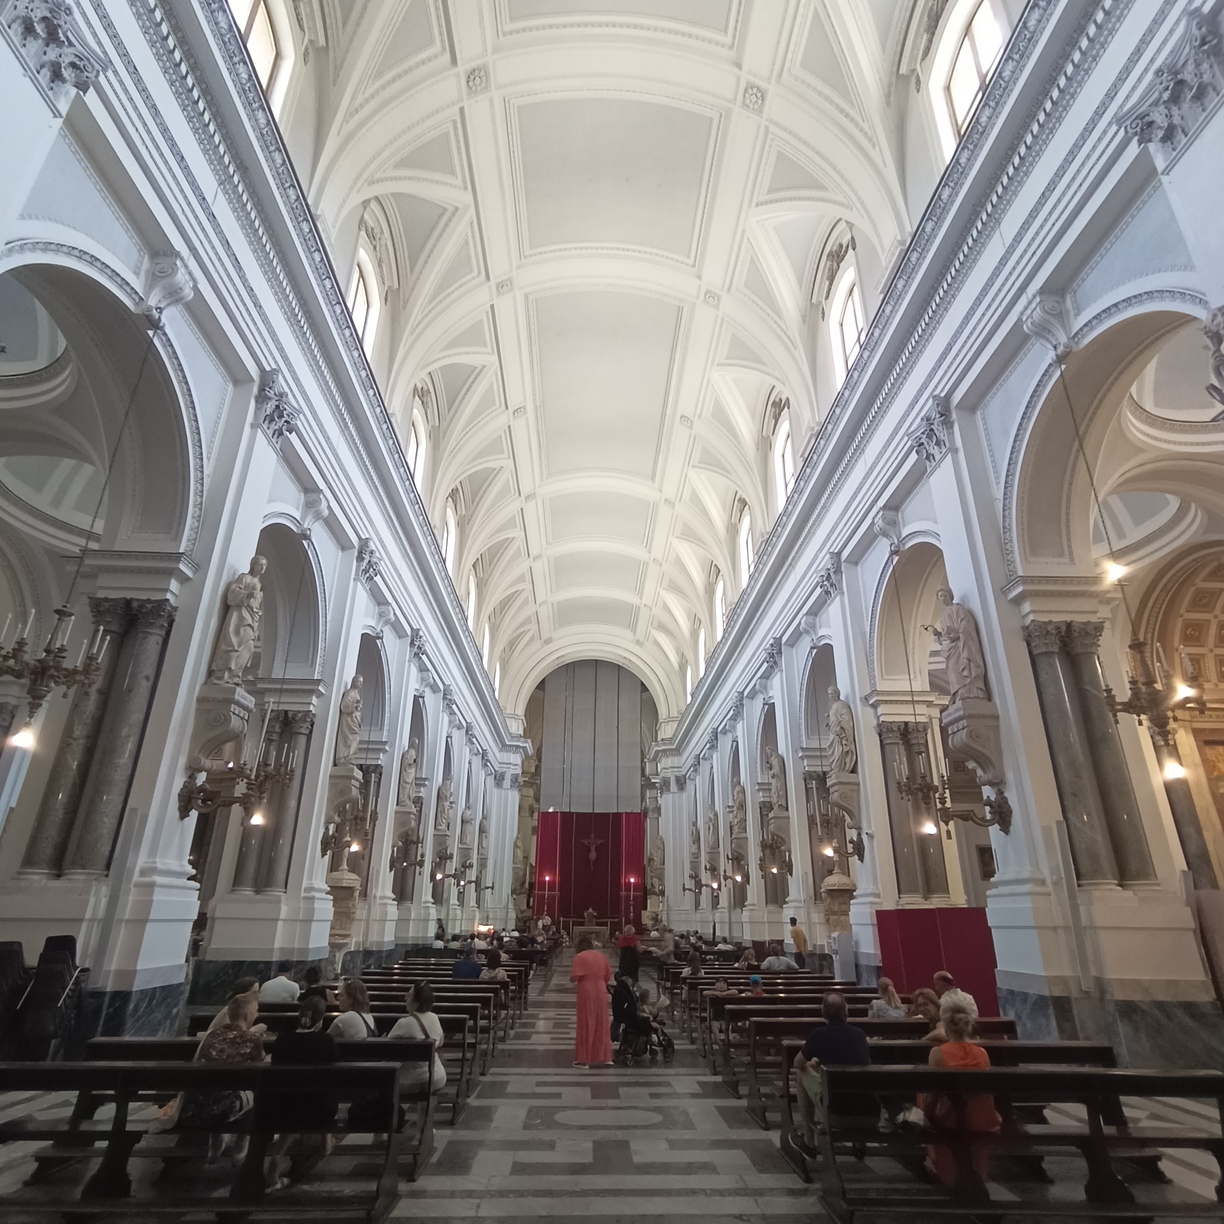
[572,924,610,947]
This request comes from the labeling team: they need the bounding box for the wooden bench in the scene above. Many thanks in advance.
[701,992,877,1069]
[814,1065,1224,1220]
[0,1061,403,1219]
[362,971,520,1030]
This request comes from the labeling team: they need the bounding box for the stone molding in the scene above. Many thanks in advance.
[1,0,111,113]
[256,370,300,443]
[816,553,842,600]
[909,395,952,471]
[140,252,194,327]
[356,537,381,586]
[1022,293,1072,357]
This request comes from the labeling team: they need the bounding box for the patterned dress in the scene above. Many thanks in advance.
[180,1023,265,1127]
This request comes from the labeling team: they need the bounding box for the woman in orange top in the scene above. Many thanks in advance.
[921,996,1000,1186]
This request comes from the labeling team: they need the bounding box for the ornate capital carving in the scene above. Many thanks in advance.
[494,768,508,788]
[816,552,842,600]
[284,710,315,733]
[140,253,194,327]
[128,597,175,636]
[356,537,381,586]
[87,595,132,634]
[1118,11,1224,158]
[410,628,426,660]
[761,637,783,680]
[672,772,687,792]
[1203,306,1224,413]
[257,370,300,443]
[819,233,856,321]
[910,395,952,471]
[1063,619,1104,656]
[2,0,111,113]
[877,720,908,744]
[1022,619,1066,656]
[1022,293,1071,357]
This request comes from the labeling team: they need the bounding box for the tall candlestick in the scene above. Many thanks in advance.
[75,640,87,668]
[20,609,35,641]
[0,614,11,646]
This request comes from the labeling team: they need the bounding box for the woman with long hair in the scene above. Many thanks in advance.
[569,934,613,1068]
[867,976,909,1019]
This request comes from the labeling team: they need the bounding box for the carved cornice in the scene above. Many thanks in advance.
[256,370,300,443]
[1,0,111,113]
[909,395,952,472]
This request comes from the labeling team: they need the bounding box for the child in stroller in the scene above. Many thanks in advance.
[613,980,675,1065]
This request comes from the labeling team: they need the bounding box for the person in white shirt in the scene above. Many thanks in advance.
[259,963,301,1004]
[329,978,377,1040]
[933,970,976,1014]
[388,981,446,1091]
[760,943,799,972]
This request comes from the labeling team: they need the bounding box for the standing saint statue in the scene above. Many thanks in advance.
[647,831,665,895]
[731,782,747,837]
[435,778,452,835]
[210,555,267,685]
[931,587,989,702]
[705,808,720,853]
[690,819,701,862]
[766,747,789,815]
[333,674,363,766]
[512,833,526,893]
[459,805,474,848]
[396,742,418,807]
[826,686,858,774]
[477,819,488,861]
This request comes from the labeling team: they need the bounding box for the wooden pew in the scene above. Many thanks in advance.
[814,1065,1224,1220]
[358,977,512,1039]
[0,1061,403,1218]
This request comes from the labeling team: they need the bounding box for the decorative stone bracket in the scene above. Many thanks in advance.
[939,696,1004,787]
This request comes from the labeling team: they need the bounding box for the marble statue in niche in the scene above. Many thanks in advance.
[647,831,665,894]
[435,778,452,835]
[766,746,789,814]
[827,686,858,774]
[459,805,474,847]
[730,782,747,836]
[705,807,720,853]
[931,588,989,702]
[477,819,488,861]
[396,742,417,807]
[512,833,526,892]
[333,674,363,766]
[690,819,701,862]
[210,555,266,685]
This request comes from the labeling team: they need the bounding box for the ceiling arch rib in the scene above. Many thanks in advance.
[307,1,909,717]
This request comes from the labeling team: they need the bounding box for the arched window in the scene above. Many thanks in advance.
[493,660,502,699]
[697,625,707,678]
[713,575,726,638]
[481,622,491,668]
[830,266,865,386]
[737,508,754,589]
[946,0,1005,137]
[227,0,281,92]
[347,249,380,356]
[772,417,796,507]
[685,662,693,703]
[466,571,477,628]
[406,406,427,485]
[441,499,457,574]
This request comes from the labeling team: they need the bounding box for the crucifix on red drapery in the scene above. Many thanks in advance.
[534,812,645,923]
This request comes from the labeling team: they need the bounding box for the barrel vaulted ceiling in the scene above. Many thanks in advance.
[304,0,914,717]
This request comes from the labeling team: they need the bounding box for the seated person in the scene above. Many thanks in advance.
[480,947,509,982]
[867,976,909,1020]
[298,964,331,1004]
[330,978,377,1039]
[206,977,261,1033]
[679,950,704,978]
[261,995,338,1189]
[791,992,874,1154]
[921,995,1000,1186]
[933,970,976,1013]
[760,942,799,972]
[181,993,268,1163]
[452,948,483,979]
[259,961,300,1003]
[610,973,637,1042]
[909,987,942,1036]
[734,947,759,970]
[748,975,766,997]
[388,982,447,1094]
[710,977,739,997]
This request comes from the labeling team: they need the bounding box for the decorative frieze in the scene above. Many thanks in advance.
[1,0,111,113]
[816,553,842,601]
[355,538,381,586]
[910,395,952,471]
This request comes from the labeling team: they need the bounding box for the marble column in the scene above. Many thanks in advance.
[62,599,175,875]
[260,711,313,892]
[908,725,951,900]
[21,598,128,874]
[1023,620,1119,885]
[1064,621,1156,884]
[1155,741,1218,891]
[878,722,925,902]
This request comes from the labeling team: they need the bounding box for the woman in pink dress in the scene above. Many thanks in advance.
[570,934,613,1067]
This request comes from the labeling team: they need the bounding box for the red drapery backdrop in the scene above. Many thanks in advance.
[534,812,645,926]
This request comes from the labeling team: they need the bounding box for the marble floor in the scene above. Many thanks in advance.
[398,958,811,1223]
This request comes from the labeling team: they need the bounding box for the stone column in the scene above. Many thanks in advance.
[261,711,314,892]
[878,722,925,902]
[21,598,128,874]
[1156,740,1218,891]
[1064,621,1156,884]
[1023,621,1119,885]
[62,599,174,875]
[908,724,951,901]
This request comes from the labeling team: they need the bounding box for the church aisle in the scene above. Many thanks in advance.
[395,952,813,1222]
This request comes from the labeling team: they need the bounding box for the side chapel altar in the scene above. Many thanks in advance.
[533,811,645,931]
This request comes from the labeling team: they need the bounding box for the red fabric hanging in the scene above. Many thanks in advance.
[533,812,645,921]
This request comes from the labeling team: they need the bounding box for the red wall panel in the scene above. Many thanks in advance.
[875,907,999,1015]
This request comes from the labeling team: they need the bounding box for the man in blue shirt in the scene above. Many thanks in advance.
[452,947,483,980]
[791,992,875,1153]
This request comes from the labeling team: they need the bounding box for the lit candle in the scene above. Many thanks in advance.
[88,625,103,656]
[75,640,87,668]
[1156,642,1169,672]
[95,634,109,664]
[0,614,11,646]
[20,610,35,641]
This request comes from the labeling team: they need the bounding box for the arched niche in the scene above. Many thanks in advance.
[802,642,839,745]
[354,632,387,742]
[874,541,949,693]
[407,693,427,758]
[252,523,322,679]
[759,702,779,774]
[0,263,196,554]
[729,740,741,793]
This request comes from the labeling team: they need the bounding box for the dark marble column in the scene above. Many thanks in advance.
[907,725,951,900]
[21,599,129,875]
[1023,620,1119,885]
[879,721,925,902]
[1153,741,1218,891]
[260,710,313,892]
[1065,621,1156,884]
[63,599,175,875]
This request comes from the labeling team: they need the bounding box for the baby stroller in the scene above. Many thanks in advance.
[613,983,675,1065]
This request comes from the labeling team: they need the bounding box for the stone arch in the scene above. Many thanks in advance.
[252,523,323,680]
[802,641,839,745]
[872,541,948,693]
[354,632,387,743]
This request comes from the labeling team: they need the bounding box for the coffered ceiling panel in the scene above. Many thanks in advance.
[514,97,717,262]
[533,289,680,479]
